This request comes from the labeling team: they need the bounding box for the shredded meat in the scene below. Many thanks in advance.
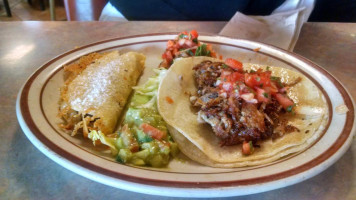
[241,102,265,132]
[192,61,297,146]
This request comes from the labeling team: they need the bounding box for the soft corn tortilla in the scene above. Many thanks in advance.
[157,57,328,167]
[61,51,145,135]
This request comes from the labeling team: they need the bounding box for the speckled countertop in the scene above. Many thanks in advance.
[0,22,355,200]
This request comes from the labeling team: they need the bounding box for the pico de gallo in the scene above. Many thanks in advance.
[160,30,218,68]
[190,58,299,155]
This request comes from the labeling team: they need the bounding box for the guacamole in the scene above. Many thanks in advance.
[89,68,178,167]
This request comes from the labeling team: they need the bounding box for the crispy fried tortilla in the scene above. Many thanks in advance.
[157,57,328,167]
[59,51,146,136]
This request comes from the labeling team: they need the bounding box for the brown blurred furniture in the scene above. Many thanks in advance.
[63,0,107,21]
[3,0,11,17]
[28,0,45,10]
[27,0,56,20]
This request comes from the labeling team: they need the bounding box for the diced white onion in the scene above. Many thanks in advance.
[241,93,257,103]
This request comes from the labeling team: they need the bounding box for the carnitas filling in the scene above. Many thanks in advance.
[191,60,299,155]
[58,103,100,138]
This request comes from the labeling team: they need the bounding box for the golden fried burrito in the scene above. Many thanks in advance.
[59,51,145,137]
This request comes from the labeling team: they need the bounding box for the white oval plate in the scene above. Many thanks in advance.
[16,34,355,197]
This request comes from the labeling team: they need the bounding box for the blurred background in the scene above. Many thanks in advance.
[0,0,355,22]
[0,0,67,21]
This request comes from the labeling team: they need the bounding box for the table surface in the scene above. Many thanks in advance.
[0,21,355,200]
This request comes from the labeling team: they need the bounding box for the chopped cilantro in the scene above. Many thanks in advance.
[250,69,256,73]
[255,76,261,82]
[271,76,284,87]
[270,76,279,81]
[286,104,295,112]
[178,34,187,39]
[263,92,269,98]
[249,141,254,153]
[116,155,124,163]
[222,64,229,69]
[195,44,210,56]
[266,66,270,71]
[192,38,198,44]
[187,49,194,56]
[223,78,227,81]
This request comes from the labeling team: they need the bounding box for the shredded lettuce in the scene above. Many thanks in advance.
[88,130,118,155]
[132,68,167,108]
[88,68,168,156]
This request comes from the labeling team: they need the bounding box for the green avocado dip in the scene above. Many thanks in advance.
[88,68,178,167]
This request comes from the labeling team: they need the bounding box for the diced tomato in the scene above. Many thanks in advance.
[255,87,270,103]
[172,48,178,56]
[245,74,260,88]
[221,71,244,83]
[165,51,173,62]
[219,71,244,93]
[245,73,272,89]
[263,83,278,94]
[225,58,243,72]
[274,93,294,109]
[230,72,244,82]
[259,71,271,84]
[166,40,175,48]
[190,30,198,39]
[242,141,254,155]
[207,44,213,51]
[140,123,166,140]
[165,96,174,104]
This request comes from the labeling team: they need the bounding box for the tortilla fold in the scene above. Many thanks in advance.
[157,57,328,167]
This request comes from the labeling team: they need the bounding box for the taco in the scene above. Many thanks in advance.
[157,56,328,167]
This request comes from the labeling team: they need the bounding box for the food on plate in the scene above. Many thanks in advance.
[102,30,218,166]
[102,68,179,167]
[157,56,328,167]
[58,30,327,168]
[59,52,178,167]
[191,58,300,152]
[160,30,218,68]
[58,30,216,168]
[58,51,145,137]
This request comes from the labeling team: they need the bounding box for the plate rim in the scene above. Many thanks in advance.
[16,33,356,197]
